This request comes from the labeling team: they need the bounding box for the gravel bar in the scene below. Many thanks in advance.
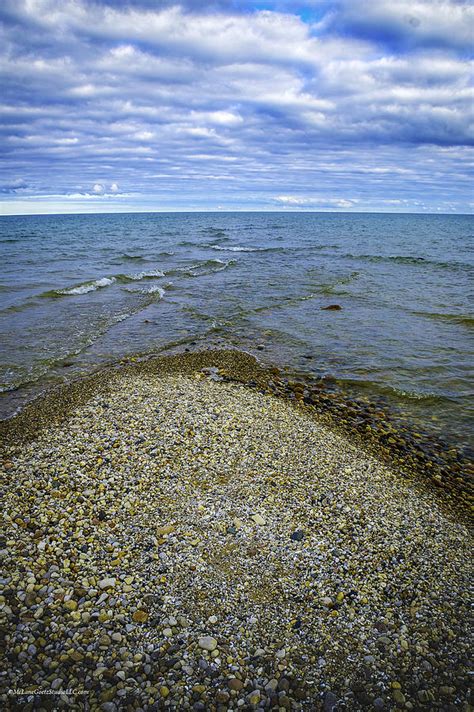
[1,353,472,711]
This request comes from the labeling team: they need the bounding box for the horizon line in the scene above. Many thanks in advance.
[1,209,472,218]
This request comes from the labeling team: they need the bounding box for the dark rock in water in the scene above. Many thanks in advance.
[290,530,305,541]
[321,304,342,311]
[302,354,313,360]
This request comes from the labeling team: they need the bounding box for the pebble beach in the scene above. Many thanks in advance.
[1,350,472,711]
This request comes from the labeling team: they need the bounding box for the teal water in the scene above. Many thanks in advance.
[0,212,473,453]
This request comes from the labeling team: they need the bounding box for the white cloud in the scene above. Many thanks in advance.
[0,0,472,213]
[275,196,358,208]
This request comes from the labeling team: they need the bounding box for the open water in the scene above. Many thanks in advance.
[0,212,472,453]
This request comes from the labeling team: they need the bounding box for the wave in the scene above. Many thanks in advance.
[199,228,229,237]
[41,277,116,297]
[177,240,200,247]
[207,244,283,253]
[343,253,473,271]
[249,292,318,314]
[188,258,236,276]
[316,271,359,295]
[336,377,450,406]
[166,258,235,277]
[413,311,474,328]
[120,253,149,262]
[123,285,165,297]
[38,270,165,299]
[116,269,165,282]
[111,252,173,265]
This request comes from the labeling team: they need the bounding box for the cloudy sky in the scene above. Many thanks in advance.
[0,0,472,214]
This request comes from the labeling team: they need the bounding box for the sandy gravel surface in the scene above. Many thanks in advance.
[1,370,472,711]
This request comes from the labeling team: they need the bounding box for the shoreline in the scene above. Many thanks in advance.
[1,348,472,519]
[1,350,472,710]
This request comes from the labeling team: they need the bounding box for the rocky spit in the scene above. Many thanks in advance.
[1,353,472,711]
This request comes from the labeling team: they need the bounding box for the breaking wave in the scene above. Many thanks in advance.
[42,277,116,297]
[117,270,165,282]
[123,285,165,297]
[207,244,283,253]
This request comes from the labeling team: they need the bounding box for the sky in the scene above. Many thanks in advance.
[0,0,473,214]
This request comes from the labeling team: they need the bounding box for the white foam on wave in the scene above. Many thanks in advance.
[188,258,236,276]
[124,285,165,297]
[125,269,165,280]
[208,244,263,252]
[172,264,201,273]
[58,277,116,295]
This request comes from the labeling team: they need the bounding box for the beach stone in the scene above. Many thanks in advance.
[132,610,148,623]
[157,524,175,536]
[247,689,261,705]
[1,356,472,712]
[265,679,278,693]
[198,636,218,651]
[251,513,266,526]
[393,690,406,705]
[98,577,116,590]
[323,691,338,711]
[290,530,305,541]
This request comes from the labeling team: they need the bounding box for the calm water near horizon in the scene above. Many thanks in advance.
[0,211,473,454]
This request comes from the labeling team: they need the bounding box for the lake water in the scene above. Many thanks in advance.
[0,211,472,454]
